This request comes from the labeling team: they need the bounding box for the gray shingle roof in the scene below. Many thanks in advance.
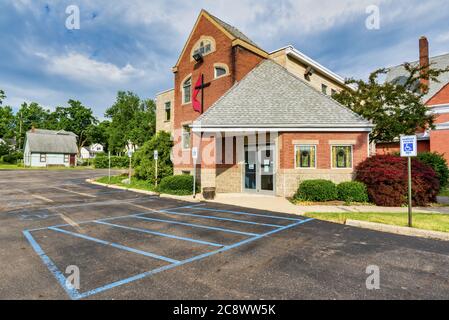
[193,60,372,129]
[385,53,449,103]
[26,129,78,154]
[206,11,263,50]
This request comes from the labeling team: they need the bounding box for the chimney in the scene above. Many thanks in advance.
[419,36,430,93]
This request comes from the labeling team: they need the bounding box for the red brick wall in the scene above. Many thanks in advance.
[280,132,369,169]
[376,141,430,155]
[173,15,265,171]
[430,130,449,163]
[433,113,449,124]
[427,83,449,106]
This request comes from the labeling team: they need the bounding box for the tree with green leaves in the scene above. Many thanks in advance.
[0,106,15,139]
[51,100,98,151]
[334,63,449,143]
[15,102,52,149]
[105,91,156,154]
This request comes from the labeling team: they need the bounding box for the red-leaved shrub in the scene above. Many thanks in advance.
[355,155,440,207]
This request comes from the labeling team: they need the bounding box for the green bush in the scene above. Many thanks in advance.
[295,179,338,202]
[133,131,173,184]
[93,155,129,168]
[337,181,369,203]
[1,151,23,164]
[157,175,199,196]
[417,152,449,188]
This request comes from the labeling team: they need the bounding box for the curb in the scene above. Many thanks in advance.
[86,179,203,203]
[346,219,449,242]
[86,179,159,196]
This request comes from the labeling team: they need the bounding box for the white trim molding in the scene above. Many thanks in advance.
[192,127,373,133]
[428,104,449,115]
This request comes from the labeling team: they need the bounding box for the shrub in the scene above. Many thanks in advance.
[417,152,449,188]
[355,155,440,207]
[93,155,129,168]
[295,179,337,202]
[133,131,173,184]
[337,181,369,203]
[157,175,199,196]
[1,151,23,164]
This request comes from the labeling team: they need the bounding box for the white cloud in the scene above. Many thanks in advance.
[37,52,145,85]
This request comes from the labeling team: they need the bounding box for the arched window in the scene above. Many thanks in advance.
[190,36,216,61]
[183,77,191,104]
[214,63,229,79]
[194,40,212,56]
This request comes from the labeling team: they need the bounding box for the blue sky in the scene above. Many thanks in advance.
[1,0,448,118]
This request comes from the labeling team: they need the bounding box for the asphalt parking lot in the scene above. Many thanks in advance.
[1,170,448,300]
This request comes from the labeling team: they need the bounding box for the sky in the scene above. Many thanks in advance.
[1,0,448,118]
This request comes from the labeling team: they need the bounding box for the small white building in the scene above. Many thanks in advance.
[23,129,78,167]
[80,143,104,159]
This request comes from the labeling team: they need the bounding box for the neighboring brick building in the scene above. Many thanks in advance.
[156,10,372,197]
[380,37,449,162]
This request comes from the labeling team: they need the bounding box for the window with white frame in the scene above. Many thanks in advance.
[183,77,191,104]
[214,66,227,78]
[40,154,46,163]
[64,154,69,163]
[295,145,316,168]
[182,125,191,150]
[193,40,212,56]
[332,146,353,168]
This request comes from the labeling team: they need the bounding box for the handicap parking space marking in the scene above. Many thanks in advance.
[158,209,285,228]
[95,221,224,247]
[132,215,260,237]
[47,226,180,264]
[23,204,315,300]
[184,206,305,222]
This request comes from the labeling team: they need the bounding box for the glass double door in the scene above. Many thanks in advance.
[244,145,275,194]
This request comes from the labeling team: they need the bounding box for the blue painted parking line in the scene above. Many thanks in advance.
[185,206,303,222]
[159,210,284,228]
[95,220,224,248]
[24,205,315,300]
[23,230,80,300]
[133,215,260,237]
[48,227,180,264]
[72,218,315,300]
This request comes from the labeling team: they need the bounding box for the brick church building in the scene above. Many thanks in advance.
[156,10,372,197]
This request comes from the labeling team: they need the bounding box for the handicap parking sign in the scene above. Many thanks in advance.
[400,135,417,157]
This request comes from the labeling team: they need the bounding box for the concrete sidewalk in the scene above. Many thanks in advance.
[203,193,449,215]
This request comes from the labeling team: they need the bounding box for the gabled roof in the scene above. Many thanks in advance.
[385,53,449,104]
[25,129,78,154]
[192,60,372,130]
[173,9,267,71]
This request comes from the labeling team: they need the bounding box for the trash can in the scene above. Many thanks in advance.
[202,187,216,200]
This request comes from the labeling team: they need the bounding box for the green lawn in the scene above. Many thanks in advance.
[96,175,156,192]
[305,212,449,233]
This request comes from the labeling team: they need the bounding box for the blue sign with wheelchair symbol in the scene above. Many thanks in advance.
[404,143,414,152]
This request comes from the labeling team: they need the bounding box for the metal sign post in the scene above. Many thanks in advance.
[154,150,159,188]
[192,147,198,198]
[400,135,417,228]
